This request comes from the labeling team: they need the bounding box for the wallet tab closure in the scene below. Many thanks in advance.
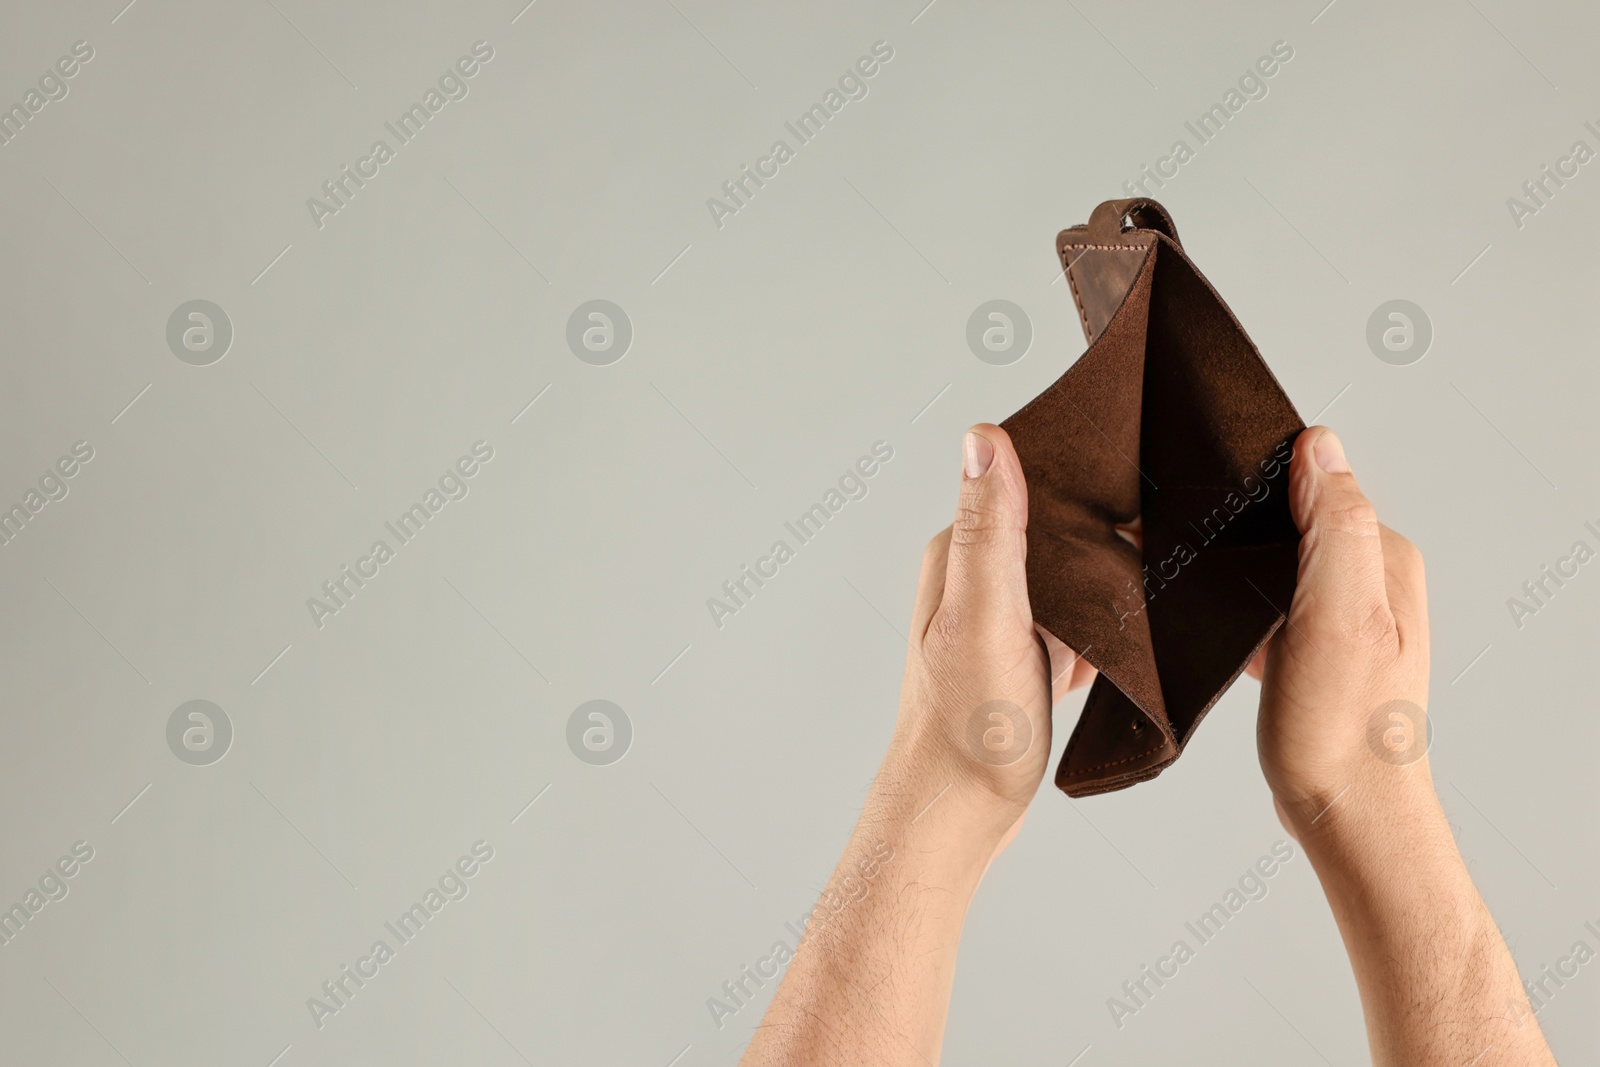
[1087,197,1182,247]
[1059,198,1188,347]
[1062,199,1190,347]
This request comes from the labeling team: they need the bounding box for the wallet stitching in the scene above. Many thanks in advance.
[1064,260,1091,338]
[1062,682,1173,778]
[1062,745,1171,777]
[1059,243,1148,341]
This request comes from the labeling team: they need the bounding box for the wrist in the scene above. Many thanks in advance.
[795,761,1006,974]
[864,746,1024,875]
[879,696,1044,840]
[1288,761,1462,892]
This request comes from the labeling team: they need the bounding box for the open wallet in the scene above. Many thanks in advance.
[999,198,1305,798]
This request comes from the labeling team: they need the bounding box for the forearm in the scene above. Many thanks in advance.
[1297,770,1556,1067]
[739,759,1015,1066]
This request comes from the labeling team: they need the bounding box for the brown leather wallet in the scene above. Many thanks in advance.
[1000,198,1304,797]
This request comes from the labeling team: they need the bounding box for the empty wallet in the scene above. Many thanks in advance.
[1000,198,1305,798]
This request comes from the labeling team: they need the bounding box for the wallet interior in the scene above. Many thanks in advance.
[1000,201,1304,796]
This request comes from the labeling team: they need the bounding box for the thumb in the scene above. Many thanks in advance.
[1286,426,1394,651]
[933,425,1031,632]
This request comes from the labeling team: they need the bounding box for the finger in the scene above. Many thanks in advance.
[1068,657,1099,692]
[1378,523,1428,656]
[1285,427,1395,651]
[910,527,952,639]
[1115,514,1143,553]
[933,424,1031,634]
[1038,625,1098,701]
[1244,638,1270,681]
[1038,626,1080,705]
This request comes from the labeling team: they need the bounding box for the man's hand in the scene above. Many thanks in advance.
[741,423,1557,1067]
[739,424,1089,1066]
[1250,426,1556,1067]
[1251,424,1431,831]
[884,424,1092,848]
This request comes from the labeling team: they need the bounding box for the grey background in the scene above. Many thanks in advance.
[0,0,1595,1064]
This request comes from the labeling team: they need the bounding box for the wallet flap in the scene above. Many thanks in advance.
[1057,677,1179,796]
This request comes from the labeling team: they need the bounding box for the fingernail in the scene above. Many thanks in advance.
[963,431,994,479]
[1314,429,1350,474]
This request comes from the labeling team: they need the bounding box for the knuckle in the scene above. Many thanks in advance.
[952,494,1022,548]
[926,599,1009,651]
[1356,598,1400,647]
[925,602,969,649]
[1319,500,1381,538]
[951,515,1008,548]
